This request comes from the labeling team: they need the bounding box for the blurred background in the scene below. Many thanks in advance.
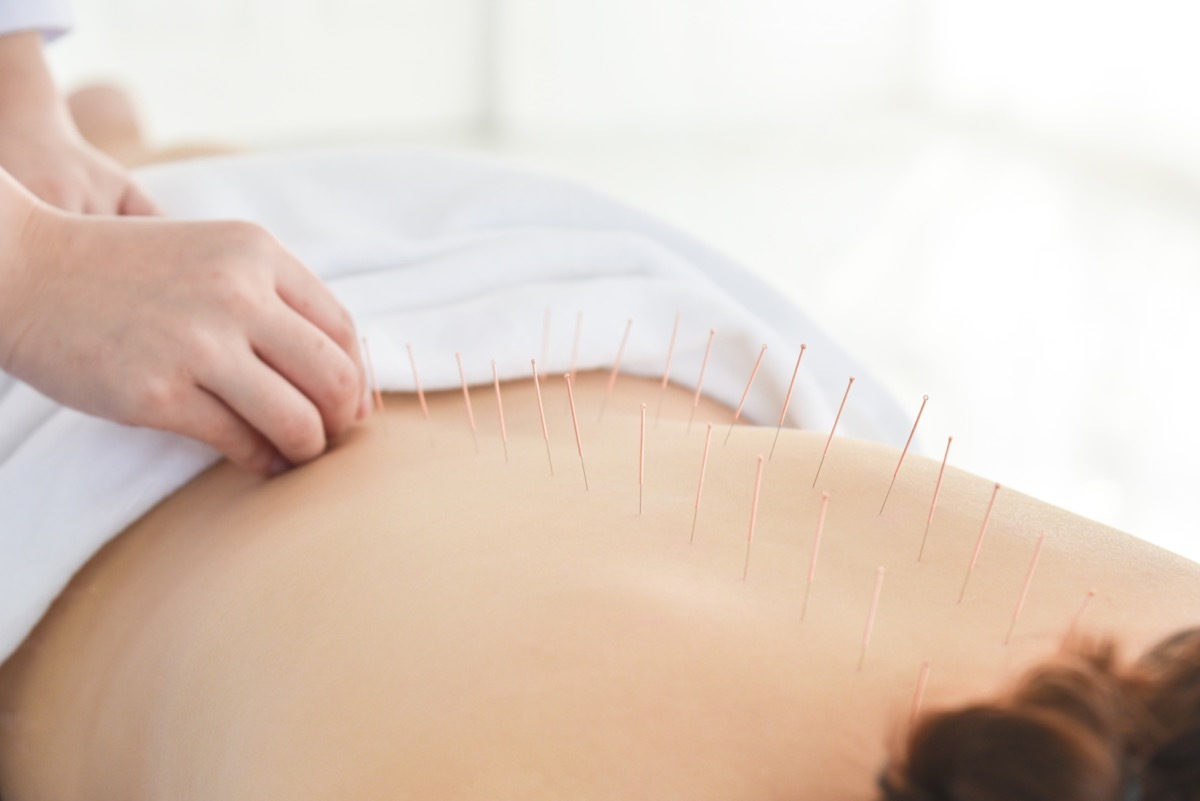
[46,0,1200,561]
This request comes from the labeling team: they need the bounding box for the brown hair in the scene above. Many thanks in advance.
[878,627,1200,801]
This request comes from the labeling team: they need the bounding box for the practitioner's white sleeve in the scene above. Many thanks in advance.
[0,0,72,38]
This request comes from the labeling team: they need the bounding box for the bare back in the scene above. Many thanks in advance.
[1,374,1196,800]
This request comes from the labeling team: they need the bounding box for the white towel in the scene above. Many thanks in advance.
[0,148,907,663]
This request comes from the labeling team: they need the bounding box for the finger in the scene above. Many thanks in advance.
[81,192,107,216]
[118,180,163,216]
[161,384,285,476]
[83,180,128,215]
[272,256,367,416]
[201,344,328,466]
[252,303,361,441]
[31,179,86,214]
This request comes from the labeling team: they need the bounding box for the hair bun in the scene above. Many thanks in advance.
[882,627,1200,801]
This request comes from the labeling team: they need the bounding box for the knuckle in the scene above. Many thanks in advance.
[322,359,361,431]
[200,411,269,473]
[127,374,184,425]
[206,224,281,308]
[225,436,271,473]
[330,357,359,399]
[204,220,275,273]
[224,220,278,258]
[328,310,358,352]
[181,328,225,375]
[139,375,182,411]
[274,405,325,463]
[211,269,270,317]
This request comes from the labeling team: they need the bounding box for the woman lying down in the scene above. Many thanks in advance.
[1,150,1198,801]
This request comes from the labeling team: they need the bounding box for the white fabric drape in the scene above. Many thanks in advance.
[0,149,907,663]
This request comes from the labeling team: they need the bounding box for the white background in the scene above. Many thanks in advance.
[46,0,1200,561]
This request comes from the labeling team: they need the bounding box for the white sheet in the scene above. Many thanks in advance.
[0,148,907,664]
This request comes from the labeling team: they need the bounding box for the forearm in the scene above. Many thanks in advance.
[0,31,72,367]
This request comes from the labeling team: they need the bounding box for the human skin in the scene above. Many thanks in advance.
[66,83,240,168]
[0,161,368,475]
[1,374,1196,800]
[0,31,157,215]
[0,36,367,474]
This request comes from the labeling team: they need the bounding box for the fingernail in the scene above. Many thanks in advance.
[358,394,371,420]
[268,456,292,477]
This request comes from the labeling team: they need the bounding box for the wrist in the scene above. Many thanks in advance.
[0,169,53,373]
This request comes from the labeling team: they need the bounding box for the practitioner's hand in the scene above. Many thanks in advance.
[0,32,159,215]
[0,115,160,216]
[0,192,368,476]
